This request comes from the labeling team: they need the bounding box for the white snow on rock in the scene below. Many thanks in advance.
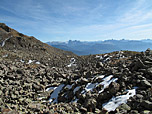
[46,87,57,91]
[20,60,25,63]
[65,84,73,89]
[99,75,118,93]
[95,54,112,63]
[28,60,34,64]
[2,54,8,58]
[48,84,64,103]
[47,75,118,104]
[67,58,77,67]
[82,75,118,94]
[95,55,103,59]
[1,36,13,47]
[74,86,80,94]
[27,60,40,64]
[36,61,41,64]
[81,83,98,94]
[102,88,136,112]
[97,75,105,79]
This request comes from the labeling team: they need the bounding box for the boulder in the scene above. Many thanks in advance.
[98,91,111,101]
[141,110,152,114]
[141,100,152,110]
[145,48,152,55]
[1,109,19,114]
[147,67,152,75]
[80,78,89,85]
[117,104,131,111]
[85,98,97,111]
[28,102,44,110]
[109,82,120,95]
[80,106,87,113]
[96,62,104,68]
[141,80,151,88]
[129,110,139,114]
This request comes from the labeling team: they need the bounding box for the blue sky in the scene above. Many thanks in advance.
[0,0,152,42]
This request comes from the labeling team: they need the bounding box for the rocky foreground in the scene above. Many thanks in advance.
[0,49,152,114]
[0,23,152,114]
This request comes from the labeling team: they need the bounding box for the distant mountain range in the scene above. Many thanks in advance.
[47,39,152,55]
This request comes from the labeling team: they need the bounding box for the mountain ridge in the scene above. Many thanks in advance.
[0,23,77,67]
[47,39,152,55]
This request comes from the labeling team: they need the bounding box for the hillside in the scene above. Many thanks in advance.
[0,23,77,67]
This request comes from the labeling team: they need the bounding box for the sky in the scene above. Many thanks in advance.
[0,0,152,42]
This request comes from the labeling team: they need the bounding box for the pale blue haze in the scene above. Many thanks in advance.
[0,0,152,42]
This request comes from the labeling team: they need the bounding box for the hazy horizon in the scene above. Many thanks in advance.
[47,38,152,42]
[0,0,152,42]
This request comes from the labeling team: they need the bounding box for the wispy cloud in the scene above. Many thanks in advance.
[118,0,152,25]
[0,0,152,41]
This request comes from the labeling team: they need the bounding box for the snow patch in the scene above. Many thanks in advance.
[28,60,34,64]
[46,75,118,103]
[48,84,64,103]
[74,86,80,94]
[36,61,41,64]
[2,54,8,58]
[82,75,117,94]
[1,36,13,47]
[98,75,105,79]
[65,84,73,89]
[99,75,118,93]
[27,60,40,64]
[95,55,103,59]
[46,87,57,91]
[81,83,98,94]
[73,98,78,102]
[67,58,77,67]
[20,60,25,63]
[102,88,136,112]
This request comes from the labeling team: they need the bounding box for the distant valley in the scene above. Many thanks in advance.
[47,39,152,55]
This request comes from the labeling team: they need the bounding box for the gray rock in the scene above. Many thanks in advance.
[85,98,97,110]
[129,110,139,114]
[95,108,101,114]
[28,102,44,110]
[1,109,19,114]
[141,100,152,110]
[96,62,104,68]
[144,61,152,65]
[80,77,89,85]
[98,91,111,101]
[136,94,144,99]
[118,104,131,111]
[145,48,152,55]
[141,80,151,88]
[141,110,152,114]
[147,67,152,75]
[6,75,15,80]
[109,82,120,95]
[80,106,87,113]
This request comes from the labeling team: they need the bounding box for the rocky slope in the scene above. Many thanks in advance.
[0,23,77,67]
[0,24,152,114]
